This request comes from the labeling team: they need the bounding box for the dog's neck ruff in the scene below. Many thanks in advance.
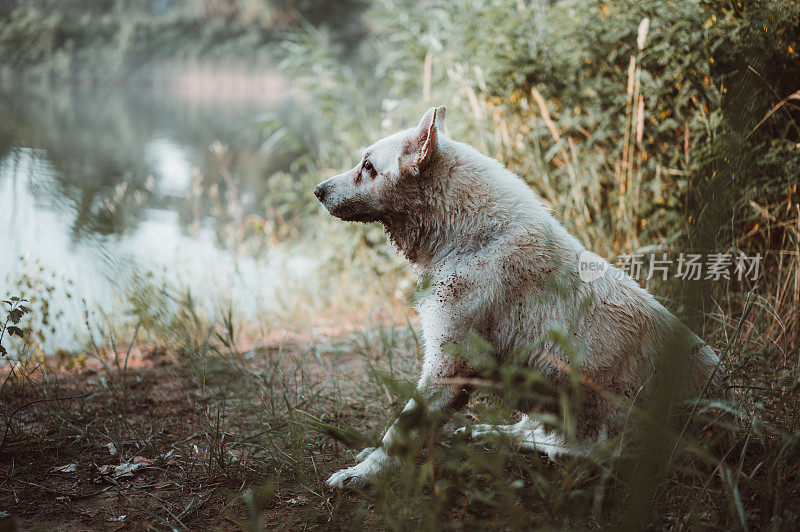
[382,154,507,272]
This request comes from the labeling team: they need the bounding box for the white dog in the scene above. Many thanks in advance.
[315,106,719,488]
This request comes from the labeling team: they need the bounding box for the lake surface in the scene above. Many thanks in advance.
[0,79,317,349]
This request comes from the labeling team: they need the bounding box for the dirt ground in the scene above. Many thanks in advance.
[3,322,796,530]
[0,333,387,531]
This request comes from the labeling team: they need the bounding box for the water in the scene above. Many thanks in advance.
[0,80,316,349]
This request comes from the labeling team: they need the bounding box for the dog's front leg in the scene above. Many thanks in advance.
[326,349,471,489]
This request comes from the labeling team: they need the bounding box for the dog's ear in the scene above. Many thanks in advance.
[417,106,446,167]
[401,106,446,176]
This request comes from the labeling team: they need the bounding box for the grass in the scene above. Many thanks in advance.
[1,276,798,529]
[0,297,417,528]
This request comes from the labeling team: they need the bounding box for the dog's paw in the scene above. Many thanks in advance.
[326,464,371,489]
[355,446,376,461]
[326,448,394,490]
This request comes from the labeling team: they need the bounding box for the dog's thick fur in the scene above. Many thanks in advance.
[315,106,719,488]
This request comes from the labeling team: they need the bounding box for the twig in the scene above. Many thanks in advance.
[22,480,112,500]
[121,321,141,396]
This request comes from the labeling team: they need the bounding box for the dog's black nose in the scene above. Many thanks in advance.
[314,184,326,201]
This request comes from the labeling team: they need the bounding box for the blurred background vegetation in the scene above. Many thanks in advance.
[1,0,798,529]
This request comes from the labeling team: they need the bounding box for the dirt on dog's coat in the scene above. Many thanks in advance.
[315,106,719,488]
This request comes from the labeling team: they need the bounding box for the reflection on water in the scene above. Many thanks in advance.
[146,138,193,195]
[0,81,315,349]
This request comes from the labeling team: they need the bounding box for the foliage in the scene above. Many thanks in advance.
[0,0,367,81]
[0,297,30,359]
[0,296,33,454]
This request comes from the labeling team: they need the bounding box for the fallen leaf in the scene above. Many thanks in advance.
[161,449,176,460]
[98,458,151,478]
[52,463,77,473]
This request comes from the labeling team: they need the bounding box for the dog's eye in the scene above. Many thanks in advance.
[363,160,374,173]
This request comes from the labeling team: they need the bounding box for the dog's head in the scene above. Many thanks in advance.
[314,106,446,222]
